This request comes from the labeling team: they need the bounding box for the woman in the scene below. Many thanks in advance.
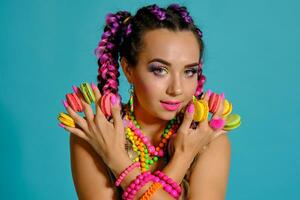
[61,4,230,199]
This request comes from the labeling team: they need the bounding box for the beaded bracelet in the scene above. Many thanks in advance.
[115,162,141,187]
[153,170,182,199]
[122,171,155,200]
[139,182,162,200]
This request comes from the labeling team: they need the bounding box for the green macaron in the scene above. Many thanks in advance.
[79,82,95,104]
[223,114,241,131]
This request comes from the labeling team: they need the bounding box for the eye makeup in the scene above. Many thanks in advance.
[147,64,168,76]
[185,66,198,77]
[147,63,198,77]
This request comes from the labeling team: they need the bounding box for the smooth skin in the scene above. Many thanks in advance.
[65,29,230,199]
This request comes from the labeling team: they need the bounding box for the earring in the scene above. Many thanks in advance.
[192,95,197,102]
[128,84,134,113]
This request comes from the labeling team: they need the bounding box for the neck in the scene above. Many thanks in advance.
[131,101,169,141]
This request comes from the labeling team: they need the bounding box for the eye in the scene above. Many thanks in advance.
[185,68,198,77]
[148,65,168,76]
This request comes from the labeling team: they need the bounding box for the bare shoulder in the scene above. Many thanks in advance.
[187,133,231,200]
[69,134,118,199]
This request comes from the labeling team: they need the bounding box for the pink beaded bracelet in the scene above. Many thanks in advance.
[153,170,182,199]
[115,162,141,187]
[122,171,154,200]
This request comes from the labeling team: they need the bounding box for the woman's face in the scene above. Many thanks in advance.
[123,28,200,121]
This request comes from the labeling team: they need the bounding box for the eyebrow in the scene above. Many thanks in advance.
[147,58,199,68]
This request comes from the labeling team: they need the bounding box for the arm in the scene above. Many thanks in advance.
[70,134,118,200]
[70,133,194,200]
[187,134,231,200]
[108,148,195,200]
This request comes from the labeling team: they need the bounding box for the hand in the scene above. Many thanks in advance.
[62,83,126,166]
[171,92,228,160]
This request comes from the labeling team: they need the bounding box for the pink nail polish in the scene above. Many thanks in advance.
[116,95,121,105]
[91,82,97,90]
[111,94,117,105]
[58,123,65,128]
[220,92,225,100]
[62,100,68,108]
[187,103,194,113]
[72,85,79,94]
[207,89,212,98]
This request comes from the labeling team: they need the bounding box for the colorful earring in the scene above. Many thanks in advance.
[128,84,134,113]
[192,95,197,102]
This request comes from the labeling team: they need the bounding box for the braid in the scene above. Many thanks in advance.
[147,4,167,20]
[168,3,205,99]
[94,11,131,99]
[95,4,206,101]
[168,4,193,23]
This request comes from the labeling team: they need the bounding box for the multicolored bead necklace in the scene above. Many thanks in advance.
[124,106,180,172]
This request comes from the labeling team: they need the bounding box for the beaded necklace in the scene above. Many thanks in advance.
[124,106,180,172]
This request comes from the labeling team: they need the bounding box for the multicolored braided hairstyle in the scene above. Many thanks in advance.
[94,3,206,103]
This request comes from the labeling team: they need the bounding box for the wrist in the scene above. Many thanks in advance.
[172,151,195,168]
[106,151,132,176]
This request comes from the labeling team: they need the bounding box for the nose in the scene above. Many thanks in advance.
[166,74,183,96]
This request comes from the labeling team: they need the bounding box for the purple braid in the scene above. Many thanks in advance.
[168,3,205,99]
[94,11,131,99]
[168,3,203,38]
[147,4,167,20]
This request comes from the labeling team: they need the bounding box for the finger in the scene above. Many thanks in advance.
[210,130,228,142]
[211,92,225,120]
[197,90,211,129]
[178,100,194,132]
[73,85,95,123]
[110,94,123,132]
[91,82,106,120]
[59,123,89,141]
[63,100,89,132]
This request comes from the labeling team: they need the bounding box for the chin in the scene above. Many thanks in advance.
[157,109,180,121]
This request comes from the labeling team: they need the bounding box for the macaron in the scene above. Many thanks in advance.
[193,99,209,122]
[208,93,221,113]
[66,93,83,112]
[57,112,75,127]
[100,92,114,117]
[223,114,241,131]
[193,100,203,122]
[79,82,95,104]
[222,99,232,117]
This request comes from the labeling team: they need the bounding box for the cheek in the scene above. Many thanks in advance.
[184,78,198,95]
[137,78,166,102]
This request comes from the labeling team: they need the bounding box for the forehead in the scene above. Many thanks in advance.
[139,28,200,63]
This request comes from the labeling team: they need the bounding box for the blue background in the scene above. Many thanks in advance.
[1,0,299,199]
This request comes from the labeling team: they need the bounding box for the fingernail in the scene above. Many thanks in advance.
[111,94,117,105]
[220,92,225,100]
[91,82,97,90]
[116,95,121,105]
[72,85,79,93]
[187,103,194,113]
[207,89,212,98]
[62,100,68,108]
[58,123,65,128]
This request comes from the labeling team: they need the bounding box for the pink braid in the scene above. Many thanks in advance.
[94,11,131,101]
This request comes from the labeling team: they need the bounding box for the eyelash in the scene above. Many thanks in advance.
[149,65,198,77]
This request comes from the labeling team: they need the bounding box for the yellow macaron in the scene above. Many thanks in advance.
[193,100,203,122]
[58,112,75,127]
[222,99,232,117]
[193,100,209,122]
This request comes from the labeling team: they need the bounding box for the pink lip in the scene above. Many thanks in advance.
[160,101,182,111]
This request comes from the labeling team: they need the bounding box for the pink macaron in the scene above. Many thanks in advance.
[208,93,221,114]
[100,93,114,117]
[66,93,83,112]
